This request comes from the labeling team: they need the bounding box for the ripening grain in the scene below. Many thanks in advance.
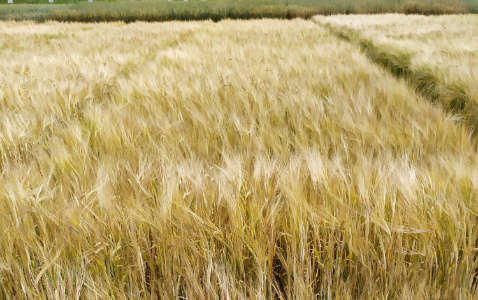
[0,20,477,299]
[317,14,478,118]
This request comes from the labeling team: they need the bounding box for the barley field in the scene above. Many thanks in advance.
[0,19,477,299]
[317,14,478,86]
[316,14,478,133]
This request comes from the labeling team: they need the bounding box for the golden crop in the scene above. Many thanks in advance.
[0,19,477,298]
[317,14,478,103]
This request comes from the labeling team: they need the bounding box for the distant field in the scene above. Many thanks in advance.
[0,0,476,22]
[316,14,478,134]
[0,19,477,298]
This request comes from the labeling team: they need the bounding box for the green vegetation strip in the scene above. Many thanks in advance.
[0,0,475,23]
[321,22,478,134]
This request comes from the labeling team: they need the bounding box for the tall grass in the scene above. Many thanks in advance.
[0,19,477,298]
[0,0,474,22]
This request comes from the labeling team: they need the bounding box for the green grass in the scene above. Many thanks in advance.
[0,0,475,22]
